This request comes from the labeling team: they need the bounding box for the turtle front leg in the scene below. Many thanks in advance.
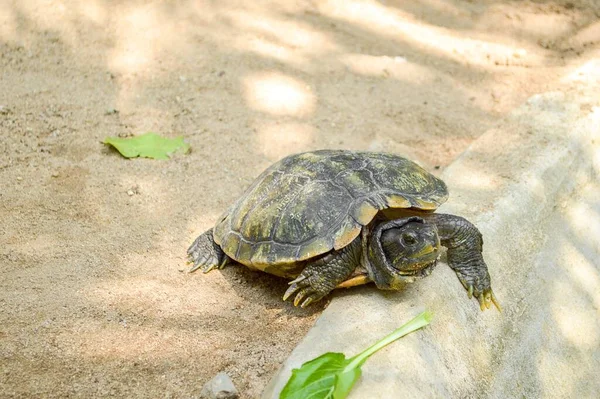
[187,228,230,273]
[283,237,362,308]
[424,213,501,312]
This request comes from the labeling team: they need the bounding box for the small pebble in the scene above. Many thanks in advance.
[0,105,9,115]
[126,185,140,196]
[513,49,527,59]
[51,172,59,178]
[200,372,238,399]
[16,177,23,181]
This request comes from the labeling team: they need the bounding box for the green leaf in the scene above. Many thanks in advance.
[103,132,190,160]
[279,352,345,399]
[280,311,432,399]
[332,368,361,399]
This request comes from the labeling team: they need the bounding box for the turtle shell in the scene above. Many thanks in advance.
[213,150,448,271]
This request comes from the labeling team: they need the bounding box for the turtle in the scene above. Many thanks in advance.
[188,150,500,311]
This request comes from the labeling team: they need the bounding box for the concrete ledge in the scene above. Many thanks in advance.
[264,62,600,398]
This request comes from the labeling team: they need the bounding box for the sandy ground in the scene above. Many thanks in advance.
[1,0,599,398]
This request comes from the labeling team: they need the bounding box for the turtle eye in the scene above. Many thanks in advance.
[401,233,417,246]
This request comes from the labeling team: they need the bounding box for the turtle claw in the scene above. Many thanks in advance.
[187,229,228,274]
[472,287,501,312]
[201,263,218,274]
[189,261,214,274]
[456,271,501,312]
[489,289,502,312]
[300,297,314,308]
[187,251,222,273]
[283,283,299,301]
[283,272,329,307]
[188,261,205,273]
[288,275,307,285]
[284,285,317,308]
[293,289,308,307]
[477,293,487,311]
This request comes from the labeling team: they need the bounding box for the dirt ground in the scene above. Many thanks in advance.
[1,0,599,398]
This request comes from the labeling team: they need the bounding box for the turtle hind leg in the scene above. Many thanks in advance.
[283,237,361,308]
[187,229,230,273]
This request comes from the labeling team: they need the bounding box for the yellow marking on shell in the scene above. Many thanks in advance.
[385,194,411,208]
[220,232,241,258]
[213,218,229,245]
[235,239,254,264]
[354,202,379,225]
[336,275,371,289]
[249,243,272,267]
[297,238,333,261]
[249,245,300,274]
[333,219,361,250]
[297,152,320,161]
[214,206,236,243]
[213,231,223,245]
[415,198,438,210]
[345,171,367,185]
[248,241,301,268]
[248,259,271,272]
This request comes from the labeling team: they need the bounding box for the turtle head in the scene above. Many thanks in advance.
[366,217,440,290]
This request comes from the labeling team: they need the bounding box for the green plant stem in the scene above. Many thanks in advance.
[344,311,433,372]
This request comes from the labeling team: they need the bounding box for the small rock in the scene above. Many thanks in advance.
[200,372,238,399]
[538,39,553,49]
[126,185,140,196]
[513,49,527,59]
[105,108,119,115]
[51,172,59,178]
[16,177,23,181]
[0,105,9,115]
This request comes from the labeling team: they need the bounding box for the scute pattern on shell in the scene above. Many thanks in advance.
[213,150,448,269]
